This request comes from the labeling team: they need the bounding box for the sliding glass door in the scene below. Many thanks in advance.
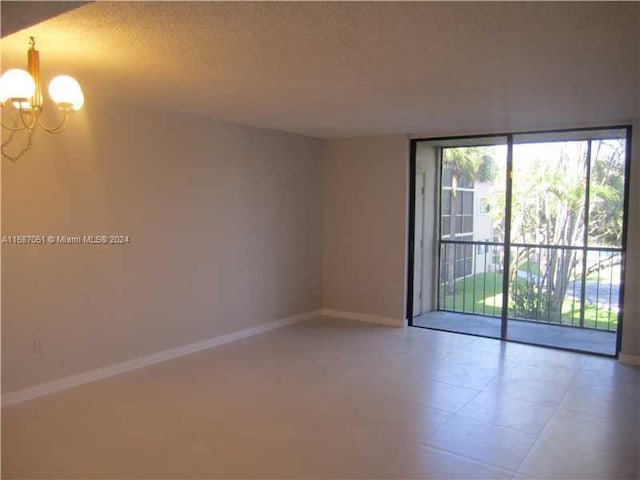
[506,131,628,354]
[411,126,631,356]
[436,138,508,339]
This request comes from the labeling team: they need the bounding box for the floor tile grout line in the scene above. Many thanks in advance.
[451,385,484,413]
[421,400,537,467]
[410,372,498,393]
[420,407,457,440]
[417,376,486,439]
[534,407,640,457]
[419,440,519,475]
[511,385,565,476]
[450,410,551,437]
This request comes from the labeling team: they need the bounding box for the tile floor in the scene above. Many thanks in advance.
[2,316,639,479]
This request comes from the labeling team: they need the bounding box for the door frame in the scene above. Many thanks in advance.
[412,172,426,316]
[406,124,633,357]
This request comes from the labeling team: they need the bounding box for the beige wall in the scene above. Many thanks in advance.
[1,99,324,393]
[322,135,408,321]
[627,7,640,359]
[621,119,640,358]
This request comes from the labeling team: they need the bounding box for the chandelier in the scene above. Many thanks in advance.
[0,37,84,162]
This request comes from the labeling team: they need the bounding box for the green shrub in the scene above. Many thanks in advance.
[510,281,549,320]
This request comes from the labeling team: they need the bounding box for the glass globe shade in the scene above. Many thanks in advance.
[0,69,36,102]
[0,75,7,104]
[48,75,84,110]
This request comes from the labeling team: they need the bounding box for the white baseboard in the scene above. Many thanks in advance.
[2,309,321,407]
[618,353,640,366]
[321,308,406,327]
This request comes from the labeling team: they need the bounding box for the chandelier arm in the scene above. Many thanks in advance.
[18,107,38,130]
[37,110,70,134]
[1,111,30,133]
[0,118,30,131]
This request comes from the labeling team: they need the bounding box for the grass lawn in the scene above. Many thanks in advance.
[438,272,617,330]
[439,272,504,317]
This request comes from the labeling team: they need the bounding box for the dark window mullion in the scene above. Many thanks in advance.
[579,140,593,327]
[501,135,514,339]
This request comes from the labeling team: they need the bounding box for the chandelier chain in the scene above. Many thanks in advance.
[1,116,35,163]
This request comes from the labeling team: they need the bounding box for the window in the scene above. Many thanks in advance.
[441,188,473,238]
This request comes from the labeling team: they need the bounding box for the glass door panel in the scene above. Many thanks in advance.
[506,130,628,355]
[415,137,508,339]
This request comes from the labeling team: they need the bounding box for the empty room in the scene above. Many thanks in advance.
[1,2,639,479]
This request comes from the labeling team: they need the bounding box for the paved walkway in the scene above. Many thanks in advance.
[567,279,620,310]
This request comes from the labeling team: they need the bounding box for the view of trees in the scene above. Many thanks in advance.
[589,140,626,247]
[439,138,626,330]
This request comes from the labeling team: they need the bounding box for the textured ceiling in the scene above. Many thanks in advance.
[1,2,638,138]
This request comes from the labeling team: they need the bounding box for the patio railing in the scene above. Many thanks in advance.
[438,240,621,332]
